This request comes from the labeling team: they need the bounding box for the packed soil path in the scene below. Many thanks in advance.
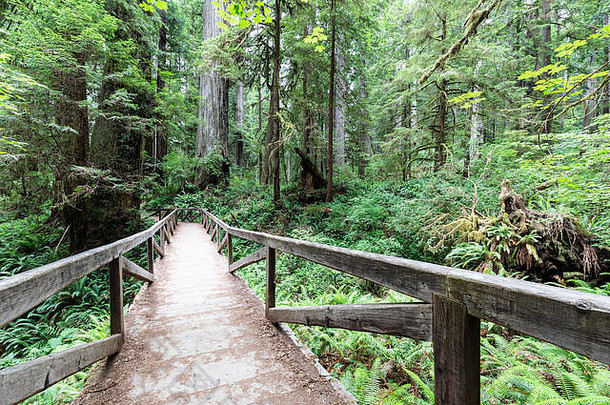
[74,223,352,405]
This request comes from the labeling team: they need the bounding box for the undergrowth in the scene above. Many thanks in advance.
[0,214,155,404]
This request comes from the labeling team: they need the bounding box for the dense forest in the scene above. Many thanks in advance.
[1,0,610,403]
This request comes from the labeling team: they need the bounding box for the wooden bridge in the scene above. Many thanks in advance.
[1,208,610,405]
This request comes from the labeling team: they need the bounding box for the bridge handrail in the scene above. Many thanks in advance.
[199,207,610,405]
[0,210,178,405]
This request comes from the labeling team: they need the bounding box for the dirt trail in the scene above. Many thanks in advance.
[74,223,353,405]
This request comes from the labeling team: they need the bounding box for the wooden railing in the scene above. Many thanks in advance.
[198,208,610,405]
[2,207,609,405]
[0,211,178,405]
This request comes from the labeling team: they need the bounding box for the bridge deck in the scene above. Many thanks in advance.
[74,223,351,405]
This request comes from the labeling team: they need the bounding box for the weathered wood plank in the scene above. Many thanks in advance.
[217,228,224,248]
[207,219,214,234]
[268,303,432,341]
[265,247,276,319]
[202,209,230,231]
[110,258,124,337]
[153,240,164,257]
[226,226,610,365]
[162,225,171,244]
[444,271,610,365]
[227,234,233,265]
[229,248,266,273]
[147,237,154,274]
[433,295,480,405]
[0,334,123,405]
[217,234,228,253]
[0,211,176,327]
[122,257,154,283]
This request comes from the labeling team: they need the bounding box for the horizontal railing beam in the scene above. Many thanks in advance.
[0,334,123,405]
[0,211,176,327]
[201,209,610,365]
[268,303,432,341]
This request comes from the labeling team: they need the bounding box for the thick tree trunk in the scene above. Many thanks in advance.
[261,37,273,185]
[55,52,89,253]
[334,36,346,167]
[358,76,372,177]
[434,17,447,172]
[326,0,336,202]
[57,54,89,167]
[465,60,484,177]
[267,0,281,202]
[302,26,314,155]
[235,81,244,167]
[154,9,168,162]
[197,0,229,159]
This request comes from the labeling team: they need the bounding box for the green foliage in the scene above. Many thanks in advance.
[139,0,168,13]
[518,24,610,119]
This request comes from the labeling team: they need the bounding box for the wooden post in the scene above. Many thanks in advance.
[265,246,276,319]
[147,237,154,274]
[160,227,165,249]
[432,295,480,405]
[201,210,205,224]
[227,234,233,267]
[109,257,124,342]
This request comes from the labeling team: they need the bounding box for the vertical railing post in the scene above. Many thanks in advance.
[265,246,276,319]
[147,237,154,274]
[227,234,233,267]
[109,257,124,343]
[160,226,165,249]
[432,295,480,405]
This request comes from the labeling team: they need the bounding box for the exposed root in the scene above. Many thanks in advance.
[437,179,608,282]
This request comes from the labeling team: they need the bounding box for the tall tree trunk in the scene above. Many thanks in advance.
[326,0,336,202]
[433,17,447,172]
[155,9,168,161]
[197,0,229,159]
[602,12,610,114]
[465,60,484,177]
[261,37,273,185]
[235,81,244,167]
[357,68,372,177]
[267,0,281,203]
[583,54,597,131]
[56,52,89,252]
[540,0,553,133]
[57,54,89,167]
[258,78,263,183]
[334,35,346,167]
[302,26,314,155]
[434,78,447,171]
